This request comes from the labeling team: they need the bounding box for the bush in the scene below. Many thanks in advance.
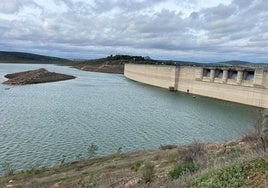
[178,141,205,163]
[131,161,141,172]
[242,109,268,152]
[77,174,98,188]
[192,164,247,187]
[263,109,268,150]
[190,157,268,188]
[2,162,15,176]
[169,162,198,180]
[142,162,155,183]
[87,143,98,158]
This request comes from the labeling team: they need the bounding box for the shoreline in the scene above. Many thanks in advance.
[0,63,267,187]
[1,136,267,187]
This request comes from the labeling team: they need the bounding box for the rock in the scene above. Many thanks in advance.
[2,68,75,85]
[123,178,140,188]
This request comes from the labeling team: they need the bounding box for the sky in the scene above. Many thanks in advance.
[0,0,268,63]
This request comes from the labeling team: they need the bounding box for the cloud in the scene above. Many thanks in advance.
[0,0,268,63]
[0,0,23,14]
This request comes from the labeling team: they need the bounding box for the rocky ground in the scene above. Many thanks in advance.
[73,64,124,74]
[2,68,75,85]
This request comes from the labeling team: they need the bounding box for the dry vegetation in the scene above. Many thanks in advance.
[0,110,267,188]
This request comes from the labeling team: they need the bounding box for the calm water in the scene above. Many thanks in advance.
[0,63,259,174]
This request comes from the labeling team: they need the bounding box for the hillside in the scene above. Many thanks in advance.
[215,60,268,69]
[71,55,202,74]
[0,138,267,188]
[72,55,155,74]
[0,51,71,64]
[1,51,267,74]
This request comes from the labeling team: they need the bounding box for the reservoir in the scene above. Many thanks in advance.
[0,63,259,174]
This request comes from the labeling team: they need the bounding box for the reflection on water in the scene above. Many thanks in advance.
[0,63,259,173]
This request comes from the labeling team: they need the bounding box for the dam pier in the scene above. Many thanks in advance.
[124,64,268,108]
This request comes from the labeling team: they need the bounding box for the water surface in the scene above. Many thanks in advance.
[0,63,259,174]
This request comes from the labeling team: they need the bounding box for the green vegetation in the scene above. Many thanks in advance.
[169,162,199,180]
[131,161,142,172]
[190,158,268,188]
[142,162,155,183]
[0,142,267,187]
[13,165,43,180]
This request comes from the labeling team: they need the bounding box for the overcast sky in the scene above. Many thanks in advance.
[1,0,268,62]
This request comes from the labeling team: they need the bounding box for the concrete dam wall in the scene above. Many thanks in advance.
[124,64,268,108]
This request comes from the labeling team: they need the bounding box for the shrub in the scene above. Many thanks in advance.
[142,162,155,183]
[169,162,199,180]
[167,152,178,163]
[60,155,66,166]
[87,143,98,158]
[190,157,268,187]
[191,163,247,188]
[178,141,205,163]
[2,162,15,176]
[131,161,142,172]
[77,174,98,188]
[242,109,268,152]
[117,147,122,154]
[263,109,268,150]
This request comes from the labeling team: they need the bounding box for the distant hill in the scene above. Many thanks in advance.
[71,55,153,74]
[216,60,252,66]
[0,51,71,64]
[1,51,267,69]
[215,60,268,69]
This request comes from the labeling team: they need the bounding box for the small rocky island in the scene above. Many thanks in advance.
[3,68,75,85]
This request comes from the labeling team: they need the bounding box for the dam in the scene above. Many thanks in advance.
[124,64,268,108]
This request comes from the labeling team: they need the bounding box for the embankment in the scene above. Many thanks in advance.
[0,137,267,188]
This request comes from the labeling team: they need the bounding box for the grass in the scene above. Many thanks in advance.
[0,140,267,187]
[142,162,155,183]
[189,157,268,188]
[169,162,199,180]
[1,162,15,176]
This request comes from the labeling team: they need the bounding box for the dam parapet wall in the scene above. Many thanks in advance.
[124,64,268,108]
